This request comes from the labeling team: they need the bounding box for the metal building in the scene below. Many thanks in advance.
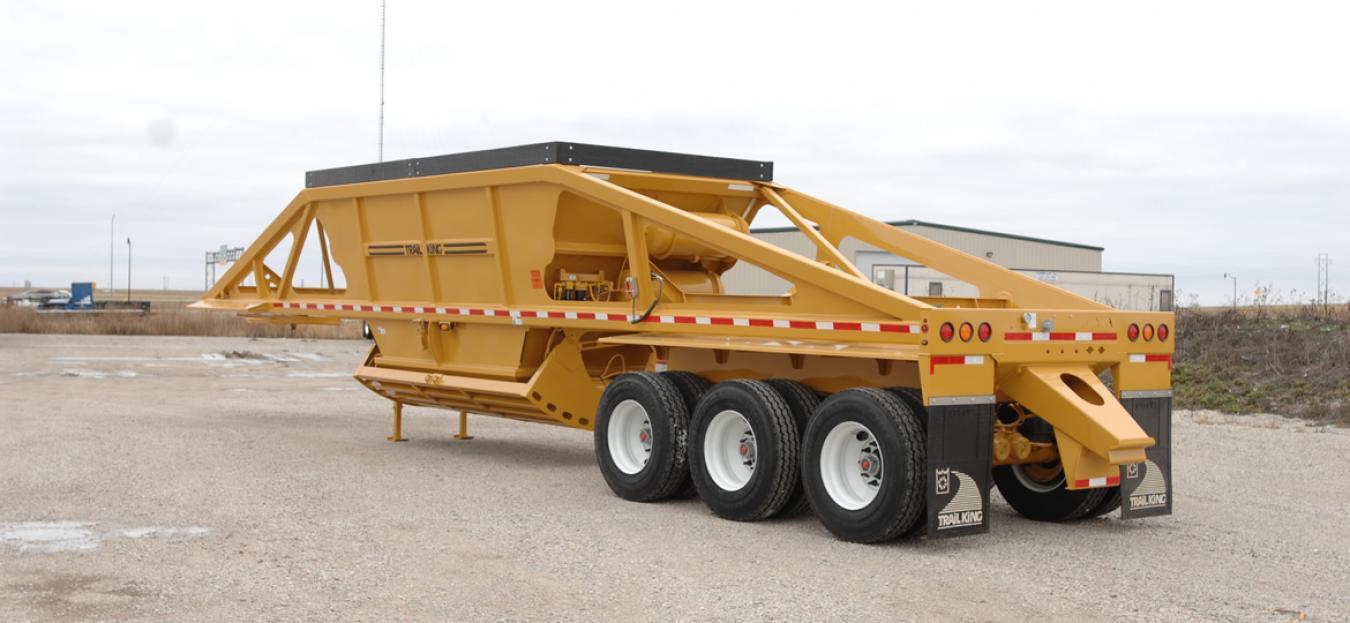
[722,220,1174,311]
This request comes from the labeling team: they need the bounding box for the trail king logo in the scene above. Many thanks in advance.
[935,468,983,530]
[1127,459,1168,510]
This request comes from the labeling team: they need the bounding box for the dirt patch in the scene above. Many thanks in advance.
[221,350,267,360]
[3,572,145,621]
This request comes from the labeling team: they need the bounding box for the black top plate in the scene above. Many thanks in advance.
[305,141,773,188]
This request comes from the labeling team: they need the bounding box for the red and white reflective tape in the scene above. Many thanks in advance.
[272,302,920,334]
[1128,353,1173,369]
[1073,475,1121,489]
[929,354,985,374]
[1004,331,1117,342]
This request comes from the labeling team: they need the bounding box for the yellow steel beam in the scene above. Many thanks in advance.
[547,166,931,319]
[600,332,921,361]
[315,220,336,294]
[776,188,1108,310]
[759,186,867,280]
[997,365,1151,464]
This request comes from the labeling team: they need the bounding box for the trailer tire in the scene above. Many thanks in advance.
[594,372,691,503]
[885,387,928,433]
[1085,488,1122,518]
[802,388,926,543]
[764,379,820,517]
[689,380,800,521]
[992,462,1109,522]
[885,387,930,536]
[662,371,713,499]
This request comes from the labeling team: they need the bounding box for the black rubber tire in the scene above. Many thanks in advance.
[662,371,713,498]
[689,379,800,521]
[886,387,928,432]
[1084,487,1122,518]
[801,388,926,543]
[885,387,930,536]
[594,372,691,502]
[992,462,1109,522]
[764,379,821,517]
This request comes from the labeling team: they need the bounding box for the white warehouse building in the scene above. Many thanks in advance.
[722,220,1174,311]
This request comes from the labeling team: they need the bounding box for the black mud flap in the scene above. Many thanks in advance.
[1120,392,1173,519]
[925,401,995,539]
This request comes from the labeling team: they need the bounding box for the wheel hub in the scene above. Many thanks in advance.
[704,410,757,492]
[820,422,885,510]
[858,450,881,480]
[738,430,757,468]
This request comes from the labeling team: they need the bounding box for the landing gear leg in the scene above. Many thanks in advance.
[388,402,408,442]
[453,411,474,440]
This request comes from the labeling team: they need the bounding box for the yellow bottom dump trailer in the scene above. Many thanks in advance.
[195,142,1174,542]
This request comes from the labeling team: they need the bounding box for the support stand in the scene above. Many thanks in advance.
[453,411,474,440]
[388,402,408,442]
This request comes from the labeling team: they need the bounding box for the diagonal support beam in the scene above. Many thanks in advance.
[777,188,1107,310]
[760,186,866,280]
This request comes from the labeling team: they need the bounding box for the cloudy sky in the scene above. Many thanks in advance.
[1,1,1346,304]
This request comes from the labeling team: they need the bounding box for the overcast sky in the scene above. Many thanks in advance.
[1,1,1346,305]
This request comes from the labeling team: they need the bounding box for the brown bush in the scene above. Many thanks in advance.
[1173,303,1350,425]
[0,306,360,339]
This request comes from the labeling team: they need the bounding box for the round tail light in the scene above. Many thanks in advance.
[939,322,955,342]
[1127,323,1140,341]
[958,322,974,342]
[1157,323,1169,342]
[1142,323,1155,341]
[978,322,992,342]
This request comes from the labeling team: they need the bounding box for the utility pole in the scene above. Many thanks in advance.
[109,213,116,296]
[1315,253,1331,316]
[126,237,132,303]
[378,0,387,162]
[1222,272,1238,311]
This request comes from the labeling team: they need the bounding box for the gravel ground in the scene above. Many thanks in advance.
[1,333,1346,622]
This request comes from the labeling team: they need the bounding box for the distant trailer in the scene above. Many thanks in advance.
[196,142,1174,543]
[34,282,151,314]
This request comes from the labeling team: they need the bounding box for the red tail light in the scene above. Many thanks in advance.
[1127,323,1140,341]
[1157,323,1169,342]
[939,322,955,342]
[978,322,992,342]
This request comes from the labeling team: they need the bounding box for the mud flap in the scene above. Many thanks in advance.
[926,402,995,539]
[1119,392,1173,518]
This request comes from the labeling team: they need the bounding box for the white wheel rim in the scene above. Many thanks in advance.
[608,399,652,475]
[1011,463,1064,493]
[703,409,756,492]
[819,421,883,510]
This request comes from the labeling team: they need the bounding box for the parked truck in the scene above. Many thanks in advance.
[194,142,1174,542]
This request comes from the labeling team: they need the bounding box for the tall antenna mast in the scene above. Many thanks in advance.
[378,0,387,162]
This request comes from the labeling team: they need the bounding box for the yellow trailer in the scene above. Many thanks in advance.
[195,142,1174,542]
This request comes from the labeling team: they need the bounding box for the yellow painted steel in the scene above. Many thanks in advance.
[196,157,1174,490]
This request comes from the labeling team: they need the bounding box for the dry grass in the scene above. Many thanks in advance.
[1173,303,1350,425]
[0,307,360,339]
